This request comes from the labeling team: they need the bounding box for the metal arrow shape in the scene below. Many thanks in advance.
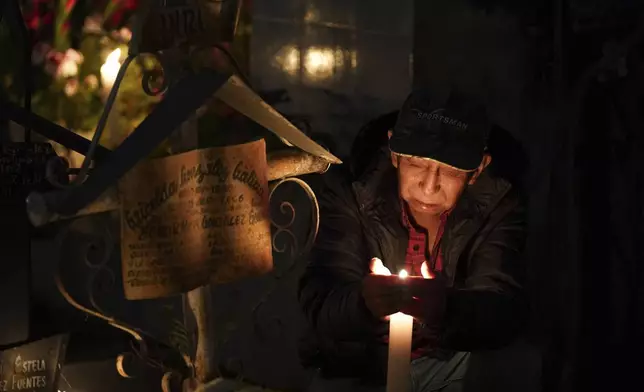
[24,71,341,223]
[214,75,342,165]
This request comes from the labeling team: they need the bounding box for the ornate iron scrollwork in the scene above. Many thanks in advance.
[255,178,316,342]
[83,221,117,316]
[269,177,320,259]
[53,217,192,384]
[249,178,320,342]
[214,176,321,377]
[50,176,322,392]
[140,50,183,97]
[140,42,245,99]
[54,220,148,368]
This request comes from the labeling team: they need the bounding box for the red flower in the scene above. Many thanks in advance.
[108,0,139,27]
[27,15,41,30]
[23,2,54,32]
[61,21,70,34]
[64,0,77,14]
[46,51,65,65]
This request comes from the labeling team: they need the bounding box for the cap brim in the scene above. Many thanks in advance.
[389,134,482,171]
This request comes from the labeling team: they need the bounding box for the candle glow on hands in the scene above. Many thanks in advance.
[371,257,433,279]
[420,261,434,279]
[370,257,392,276]
[100,48,122,89]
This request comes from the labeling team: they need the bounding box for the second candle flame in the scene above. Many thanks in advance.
[399,270,408,279]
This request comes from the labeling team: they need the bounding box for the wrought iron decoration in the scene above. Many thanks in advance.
[2,1,339,390]
[33,63,330,392]
[51,162,325,389]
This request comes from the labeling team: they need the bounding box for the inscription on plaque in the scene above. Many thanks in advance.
[0,143,55,200]
[137,0,234,53]
[120,139,273,300]
[0,335,68,392]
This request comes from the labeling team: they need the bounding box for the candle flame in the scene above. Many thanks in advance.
[370,258,392,276]
[100,48,122,89]
[399,270,408,279]
[106,48,122,64]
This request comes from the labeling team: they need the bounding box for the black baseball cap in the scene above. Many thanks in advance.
[389,88,491,171]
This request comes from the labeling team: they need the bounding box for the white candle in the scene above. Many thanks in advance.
[387,270,413,392]
[100,48,122,90]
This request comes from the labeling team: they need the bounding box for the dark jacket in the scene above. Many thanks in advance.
[298,145,529,382]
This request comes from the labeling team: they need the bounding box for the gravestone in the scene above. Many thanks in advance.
[0,334,68,392]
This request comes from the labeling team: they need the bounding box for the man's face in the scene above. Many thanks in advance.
[392,153,490,217]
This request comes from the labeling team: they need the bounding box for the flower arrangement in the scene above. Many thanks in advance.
[1,0,254,164]
[0,0,160,162]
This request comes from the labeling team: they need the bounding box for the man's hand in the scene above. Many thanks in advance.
[420,261,434,279]
[370,257,392,276]
[402,269,447,326]
[361,258,411,319]
[361,275,410,318]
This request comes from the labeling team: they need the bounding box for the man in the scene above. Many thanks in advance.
[298,89,529,391]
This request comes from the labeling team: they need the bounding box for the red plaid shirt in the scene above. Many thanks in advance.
[401,204,448,276]
[400,203,449,359]
[378,204,449,357]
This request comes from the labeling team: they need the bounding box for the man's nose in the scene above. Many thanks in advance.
[419,167,440,195]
